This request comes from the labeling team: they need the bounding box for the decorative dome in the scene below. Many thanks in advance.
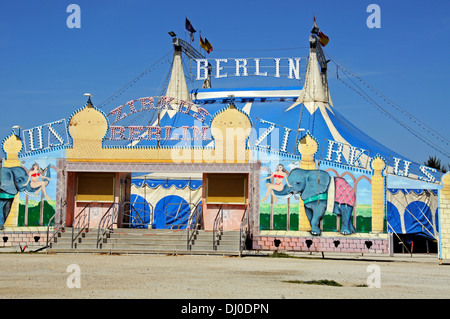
[68,98,108,143]
[210,102,252,141]
[298,133,318,157]
[2,132,23,167]
[2,133,23,155]
[298,133,318,170]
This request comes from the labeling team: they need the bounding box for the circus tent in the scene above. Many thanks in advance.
[87,26,444,237]
[191,35,412,173]
[1,18,448,257]
[184,33,443,242]
[101,24,443,236]
[103,31,444,184]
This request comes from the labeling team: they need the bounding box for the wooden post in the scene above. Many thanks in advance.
[287,197,290,231]
[270,193,274,230]
[24,195,29,226]
[40,191,44,226]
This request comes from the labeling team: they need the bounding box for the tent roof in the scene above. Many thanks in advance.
[189,43,409,170]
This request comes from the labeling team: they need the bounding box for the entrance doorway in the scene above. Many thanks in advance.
[124,172,203,229]
[65,161,258,232]
[66,172,124,228]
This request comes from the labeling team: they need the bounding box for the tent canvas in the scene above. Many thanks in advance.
[130,172,202,229]
[386,188,439,240]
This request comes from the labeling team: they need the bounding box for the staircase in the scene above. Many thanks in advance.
[46,227,245,256]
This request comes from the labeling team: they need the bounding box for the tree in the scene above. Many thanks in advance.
[424,156,448,173]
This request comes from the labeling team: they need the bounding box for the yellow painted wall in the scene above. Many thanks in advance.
[66,102,251,164]
[297,134,318,231]
[439,173,450,262]
[371,157,386,233]
[2,134,23,227]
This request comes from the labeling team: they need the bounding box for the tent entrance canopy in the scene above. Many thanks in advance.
[386,188,439,240]
[130,172,203,229]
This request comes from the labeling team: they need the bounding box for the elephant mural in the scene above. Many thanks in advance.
[272,168,356,236]
[0,164,52,229]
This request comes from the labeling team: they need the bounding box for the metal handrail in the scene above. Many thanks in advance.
[212,206,223,251]
[46,213,57,247]
[121,201,154,228]
[186,202,203,250]
[45,201,67,249]
[164,202,194,229]
[239,204,250,257]
[71,203,91,248]
[96,203,118,248]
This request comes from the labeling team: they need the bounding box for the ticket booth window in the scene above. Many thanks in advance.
[206,173,247,204]
[76,173,115,202]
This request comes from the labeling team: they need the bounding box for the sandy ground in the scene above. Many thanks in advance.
[1,251,449,301]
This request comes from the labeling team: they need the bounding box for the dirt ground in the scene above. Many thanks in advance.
[1,251,449,300]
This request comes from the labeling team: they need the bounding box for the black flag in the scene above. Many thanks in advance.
[185,18,196,42]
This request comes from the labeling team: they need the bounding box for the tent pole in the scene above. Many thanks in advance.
[293,104,304,154]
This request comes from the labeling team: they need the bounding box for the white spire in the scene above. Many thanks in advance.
[286,35,332,114]
[286,34,349,153]
[165,47,191,118]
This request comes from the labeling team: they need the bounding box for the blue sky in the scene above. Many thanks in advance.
[0,0,449,166]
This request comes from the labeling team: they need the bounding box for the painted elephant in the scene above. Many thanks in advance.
[273,168,356,236]
[0,166,31,229]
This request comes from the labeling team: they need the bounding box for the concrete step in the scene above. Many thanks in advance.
[46,248,242,256]
[48,228,244,255]
[101,243,190,250]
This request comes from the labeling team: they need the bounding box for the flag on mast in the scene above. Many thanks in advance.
[311,14,329,47]
[185,18,196,42]
[312,15,320,35]
[318,31,329,47]
[200,36,213,54]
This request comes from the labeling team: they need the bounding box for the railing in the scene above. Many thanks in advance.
[46,213,58,247]
[212,206,224,251]
[96,203,119,248]
[121,201,154,228]
[239,204,250,257]
[71,203,91,248]
[45,201,67,249]
[186,202,203,250]
[164,202,194,229]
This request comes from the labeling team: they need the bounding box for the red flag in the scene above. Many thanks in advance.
[318,31,329,47]
[311,15,329,47]
[200,36,213,54]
